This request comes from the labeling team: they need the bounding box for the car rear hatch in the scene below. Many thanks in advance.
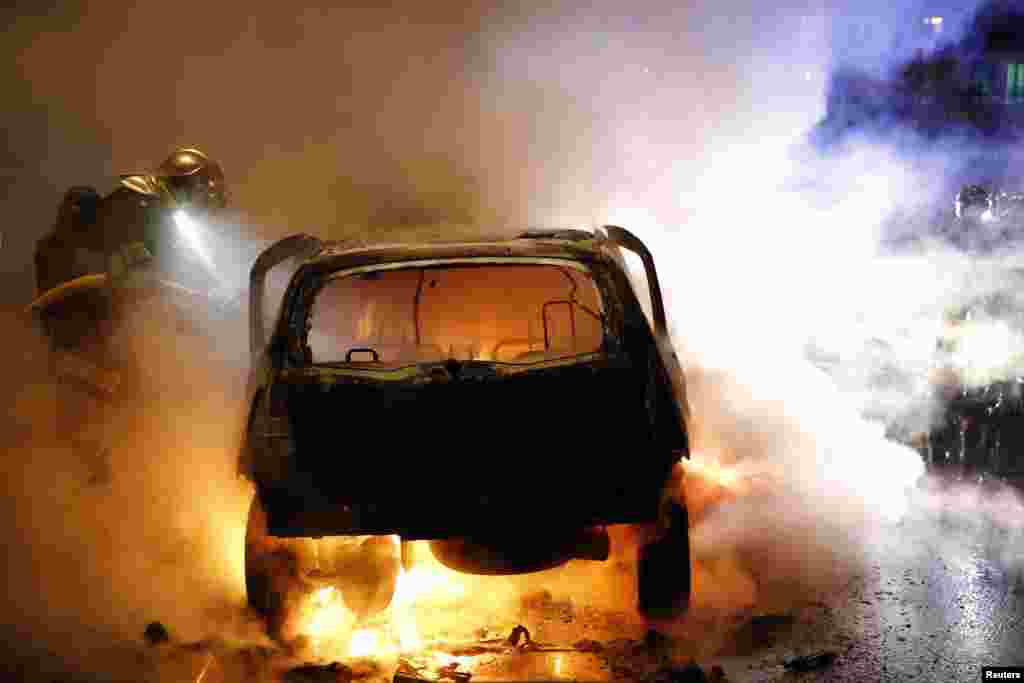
[268,354,673,539]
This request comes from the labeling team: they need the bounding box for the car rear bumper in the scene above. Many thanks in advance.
[261,488,660,539]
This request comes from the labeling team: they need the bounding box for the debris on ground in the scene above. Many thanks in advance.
[719,612,797,656]
[282,661,354,683]
[644,629,673,652]
[783,652,838,672]
[395,660,420,676]
[394,665,471,683]
[443,644,493,657]
[519,588,575,623]
[748,614,795,628]
[505,625,532,648]
[394,675,429,683]
[393,676,422,683]
[143,621,171,646]
[438,629,572,658]
[437,661,472,682]
[648,662,708,682]
[573,638,605,653]
[520,589,554,610]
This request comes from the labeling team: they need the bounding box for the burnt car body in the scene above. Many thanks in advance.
[241,226,693,638]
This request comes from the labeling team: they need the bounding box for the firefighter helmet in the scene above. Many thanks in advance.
[155,147,227,210]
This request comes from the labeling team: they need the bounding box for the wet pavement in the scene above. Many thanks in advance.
[706,517,1024,682]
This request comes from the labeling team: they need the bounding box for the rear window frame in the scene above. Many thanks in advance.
[288,257,614,369]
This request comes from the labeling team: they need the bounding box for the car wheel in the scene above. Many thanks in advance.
[637,499,691,620]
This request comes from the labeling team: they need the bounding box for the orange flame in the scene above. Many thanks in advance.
[295,540,481,663]
[682,455,742,490]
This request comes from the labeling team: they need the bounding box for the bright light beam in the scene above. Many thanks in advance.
[173,209,217,273]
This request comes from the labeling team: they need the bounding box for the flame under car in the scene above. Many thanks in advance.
[241,228,692,641]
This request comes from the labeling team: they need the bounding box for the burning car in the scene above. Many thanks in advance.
[241,226,693,641]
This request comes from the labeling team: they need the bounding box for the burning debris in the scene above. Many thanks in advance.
[504,626,532,648]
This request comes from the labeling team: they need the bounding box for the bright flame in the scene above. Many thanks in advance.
[389,549,473,654]
[349,629,381,658]
[391,567,424,653]
[313,586,337,607]
[303,586,352,641]
[554,655,563,676]
[683,455,742,490]
[291,541,484,664]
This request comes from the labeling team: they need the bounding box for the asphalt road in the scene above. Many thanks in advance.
[702,513,1024,683]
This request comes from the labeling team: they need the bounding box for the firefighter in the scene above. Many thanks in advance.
[33,147,228,298]
[99,147,228,296]
[30,148,228,487]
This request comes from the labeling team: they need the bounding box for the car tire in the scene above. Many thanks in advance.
[637,499,691,620]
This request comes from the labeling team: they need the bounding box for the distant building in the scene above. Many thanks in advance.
[821,1,1024,142]
[965,3,1024,103]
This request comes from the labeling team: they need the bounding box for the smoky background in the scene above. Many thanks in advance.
[4,0,1024,679]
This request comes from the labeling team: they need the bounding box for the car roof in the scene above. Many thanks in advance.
[300,229,613,273]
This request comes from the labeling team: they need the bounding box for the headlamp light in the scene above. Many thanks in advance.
[173,209,216,271]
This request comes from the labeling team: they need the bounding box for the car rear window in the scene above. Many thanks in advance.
[307,262,605,365]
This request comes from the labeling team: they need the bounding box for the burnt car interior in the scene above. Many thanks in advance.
[304,263,606,366]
